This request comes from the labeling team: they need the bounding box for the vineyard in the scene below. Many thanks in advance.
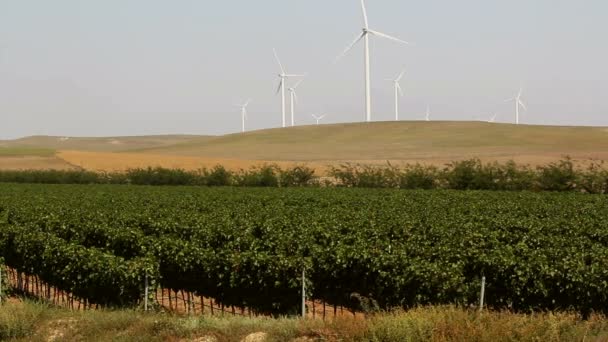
[0,184,607,316]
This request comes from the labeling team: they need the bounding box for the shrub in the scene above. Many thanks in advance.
[536,157,577,191]
[398,164,439,190]
[234,165,280,187]
[442,159,484,190]
[126,168,196,186]
[202,165,233,186]
[578,161,608,194]
[279,166,317,187]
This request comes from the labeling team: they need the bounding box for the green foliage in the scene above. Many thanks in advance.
[536,158,578,191]
[1,184,607,315]
[279,165,317,187]
[201,165,233,186]
[396,164,439,190]
[0,169,103,184]
[2,159,608,193]
[125,167,196,186]
[234,165,280,187]
[578,161,608,194]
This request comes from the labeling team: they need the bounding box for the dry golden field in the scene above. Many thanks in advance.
[57,150,332,173]
[0,156,78,171]
[3,122,608,172]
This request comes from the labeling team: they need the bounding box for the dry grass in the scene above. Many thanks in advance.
[56,150,333,174]
[3,135,211,153]
[2,300,608,342]
[5,122,608,172]
[138,122,608,163]
[0,156,78,171]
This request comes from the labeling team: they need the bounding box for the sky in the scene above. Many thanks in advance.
[0,0,607,139]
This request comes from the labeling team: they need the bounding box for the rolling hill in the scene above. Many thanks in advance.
[0,135,211,153]
[136,121,608,164]
[3,122,608,171]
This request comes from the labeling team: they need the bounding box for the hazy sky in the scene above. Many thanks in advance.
[1,0,607,139]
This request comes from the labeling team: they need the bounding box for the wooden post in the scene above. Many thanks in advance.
[479,276,486,313]
[301,268,306,318]
[144,273,149,312]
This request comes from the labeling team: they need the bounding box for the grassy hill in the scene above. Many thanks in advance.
[1,135,211,153]
[137,121,608,164]
[0,146,55,157]
[3,122,608,171]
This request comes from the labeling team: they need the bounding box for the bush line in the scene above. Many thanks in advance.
[0,158,607,193]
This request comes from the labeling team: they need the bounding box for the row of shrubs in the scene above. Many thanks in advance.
[1,158,607,193]
[330,158,608,193]
[0,165,317,188]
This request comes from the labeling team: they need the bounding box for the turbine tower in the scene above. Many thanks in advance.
[235,99,251,133]
[274,49,304,128]
[311,114,326,125]
[425,105,430,122]
[288,79,304,127]
[386,69,406,121]
[505,87,527,125]
[336,0,409,122]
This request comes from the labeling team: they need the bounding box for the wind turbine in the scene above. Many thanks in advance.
[488,113,498,123]
[425,105,430,122]
[386,69,406,121]
[336,0,409,122]
[311,114,326,125]
[235,99,251,133]
[274,49,304,128]
[288,79,304,127]
[505,86,527,125]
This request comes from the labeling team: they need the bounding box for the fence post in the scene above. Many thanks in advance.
[144,272,148,312]
[479,276,486,313]
[301,268,306,318]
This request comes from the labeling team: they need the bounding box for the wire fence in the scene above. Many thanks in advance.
[0,266,368,320]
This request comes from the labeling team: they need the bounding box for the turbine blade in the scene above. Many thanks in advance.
[276,78,283,94]
[335,32,366,62]
[368,30,409,45]
[519,100,527,111]
[273,48,286,74]
[396,69,406,82]
[360,0,369,29]
[397,83,404,97]
[293,90,299,104]
[293,79,304,89]
[244,99,251,107]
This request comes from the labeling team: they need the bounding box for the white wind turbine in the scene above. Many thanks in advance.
[288,79,304,127]
[235,99,251,133]
[273,49,305,128]
[505,86,527,125]
[336,0,409,122]
[386,69,406,121]
[311,114,326,125]
[488,113,498,123]
[425,105,430,122]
